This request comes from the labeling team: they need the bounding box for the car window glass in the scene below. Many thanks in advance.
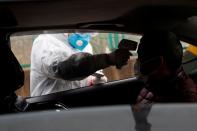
[10,33,197,97]
[10,33,141,97]
[182,42,197,74]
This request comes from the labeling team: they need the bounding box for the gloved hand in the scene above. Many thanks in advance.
[87,75,107,86]
[108,49,131,69]
[92,75,107,85]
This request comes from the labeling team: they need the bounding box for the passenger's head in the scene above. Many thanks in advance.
[137,31,183,79]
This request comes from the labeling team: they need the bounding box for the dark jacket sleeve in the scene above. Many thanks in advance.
[54,52,111,80]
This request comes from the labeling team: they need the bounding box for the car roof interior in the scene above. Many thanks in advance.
[0,0,197,46]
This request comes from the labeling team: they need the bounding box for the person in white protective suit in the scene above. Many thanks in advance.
[30,33,131,96]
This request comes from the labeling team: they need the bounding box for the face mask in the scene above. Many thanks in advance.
[68,33,91,51]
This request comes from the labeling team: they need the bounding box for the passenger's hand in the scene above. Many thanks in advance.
[108,49,131,69]
[134,88,154,110]
[132,88,154,131]
[136,88,154,105]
